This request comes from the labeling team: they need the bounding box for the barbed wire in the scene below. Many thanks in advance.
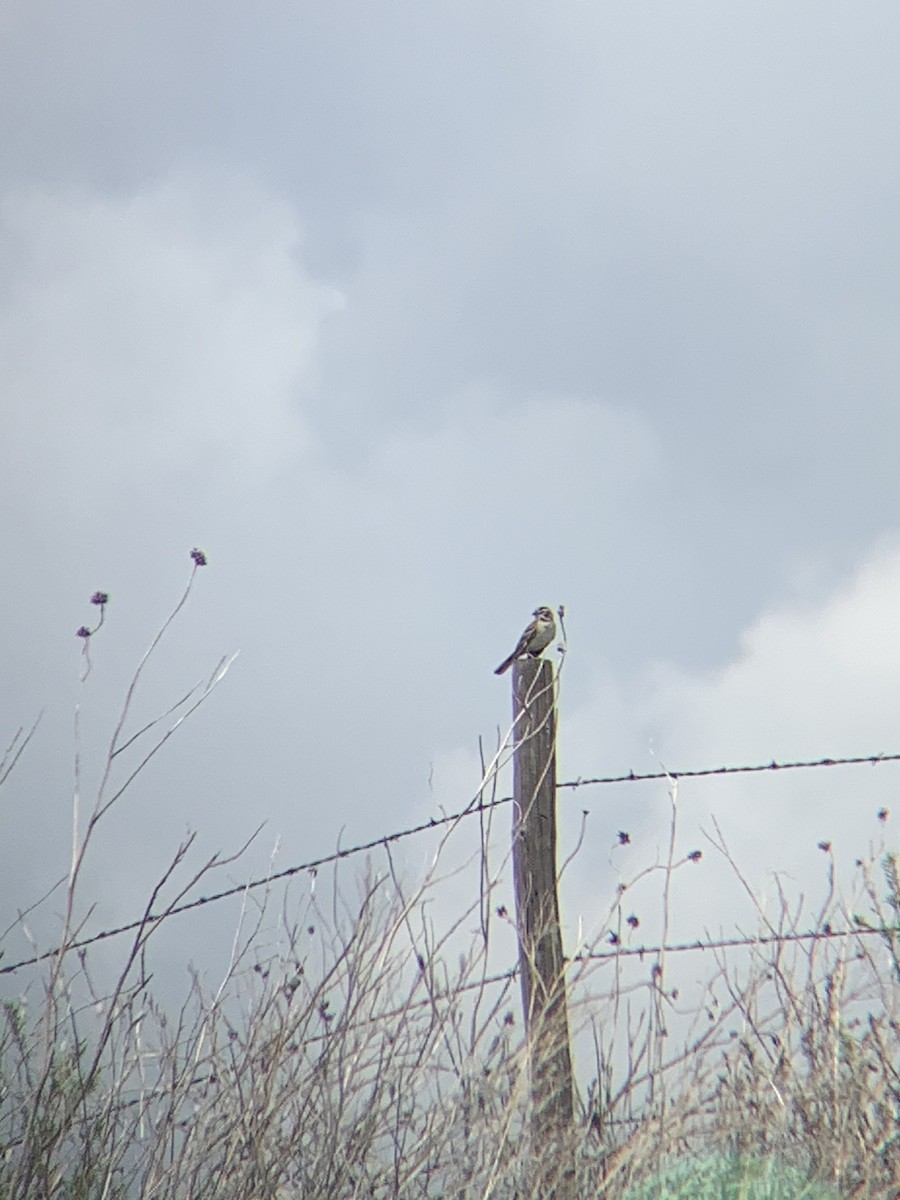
[557,749,900,789]
[289,921,899,1048]
[207,922,897,1087]
[15,912,892,1152]
[129,921,900,1080]
[0,801,508,977]
[1,748,897,979]
[71,919,898,1093]
[572,921,896,963]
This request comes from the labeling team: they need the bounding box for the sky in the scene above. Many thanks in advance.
[1,2,899,1026]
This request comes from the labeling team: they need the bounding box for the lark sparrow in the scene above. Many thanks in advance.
[494,606,556,675]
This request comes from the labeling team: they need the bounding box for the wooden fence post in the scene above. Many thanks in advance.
[511,656,575,1199]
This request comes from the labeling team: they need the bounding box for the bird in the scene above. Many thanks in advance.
[494,606,556,675]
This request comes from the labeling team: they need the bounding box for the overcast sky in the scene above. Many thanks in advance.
[2,3,898,1006]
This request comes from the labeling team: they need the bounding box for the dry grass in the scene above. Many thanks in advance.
[1,850,896,1199]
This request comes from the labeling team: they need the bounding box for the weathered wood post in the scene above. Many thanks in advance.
[511,656,575,1199]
